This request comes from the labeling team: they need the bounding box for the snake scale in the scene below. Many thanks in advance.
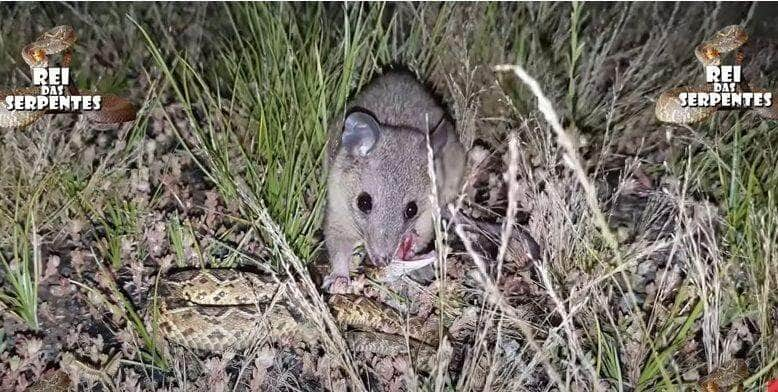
[655,25,778,124]
[156,269,440,367]
[0,25,136,128]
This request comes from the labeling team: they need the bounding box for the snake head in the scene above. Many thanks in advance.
[696,45,721,66]
[21,46,49,68]
[32,49,47,66]
[694,25,749,67]
[657,25,758,124]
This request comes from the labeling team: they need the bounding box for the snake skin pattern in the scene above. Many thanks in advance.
[655,25,778,123]
[0,25,136,128]
[156,269,438,357]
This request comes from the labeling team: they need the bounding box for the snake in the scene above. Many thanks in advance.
[25,268,444,391]
[148,270,759,389]
[156,269,441,368]
[154,218,542,358]
[0,25,137,128]
[655,25,778,124]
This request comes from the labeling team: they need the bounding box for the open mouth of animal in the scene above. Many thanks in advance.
[393,232,435,262]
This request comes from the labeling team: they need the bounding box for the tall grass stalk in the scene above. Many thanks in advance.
[566,1,586,120]
[0,210,40,330]
[0,175,52,330]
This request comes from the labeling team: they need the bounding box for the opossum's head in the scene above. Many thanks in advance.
[331,109,452,266]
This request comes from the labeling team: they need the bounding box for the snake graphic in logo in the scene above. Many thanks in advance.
[656,25,778,124]
[0,25,137,128]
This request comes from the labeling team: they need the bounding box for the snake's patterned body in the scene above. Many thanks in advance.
[656,25,778,123]
[157,271,753,388]
[0,25,136,128]
[157,269,439,364]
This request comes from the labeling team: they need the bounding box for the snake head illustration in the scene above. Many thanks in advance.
[0,25,137,128]
[655,25,778,124]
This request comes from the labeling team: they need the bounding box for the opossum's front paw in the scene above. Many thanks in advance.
[322,273,351,294]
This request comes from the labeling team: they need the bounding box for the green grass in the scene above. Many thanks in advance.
[688,117,778,378]
[70,260,169,371]
[0,197,43,330]
[135,3,456,264]
[167,213,190,268]
[0,162,66,331]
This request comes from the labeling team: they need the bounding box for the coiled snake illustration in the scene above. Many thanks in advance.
[0,25,136,128]
[655,25,778,124]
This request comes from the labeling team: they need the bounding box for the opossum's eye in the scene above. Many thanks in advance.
[404,201,417,219]
[357,192,372,213]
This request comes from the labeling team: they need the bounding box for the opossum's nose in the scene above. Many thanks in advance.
[367,228,398,266]
[365,244,391,267]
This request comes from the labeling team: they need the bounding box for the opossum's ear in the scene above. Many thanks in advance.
[427,117,451,153]
[343,110,380,157]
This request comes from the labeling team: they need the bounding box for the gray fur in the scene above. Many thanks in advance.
[323,71,466,288]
